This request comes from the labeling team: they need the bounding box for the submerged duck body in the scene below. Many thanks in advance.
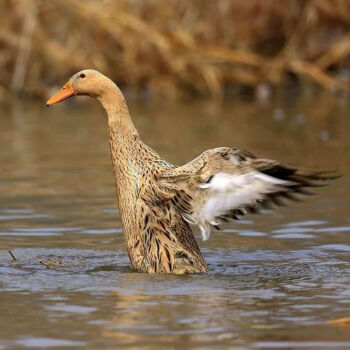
[47,69,337,274]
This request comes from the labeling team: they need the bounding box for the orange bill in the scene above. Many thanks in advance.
[46,81,77,106]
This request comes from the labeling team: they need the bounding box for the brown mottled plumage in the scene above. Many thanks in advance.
[47,69,338,274]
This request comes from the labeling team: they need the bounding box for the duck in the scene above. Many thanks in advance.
[47,69,337,274]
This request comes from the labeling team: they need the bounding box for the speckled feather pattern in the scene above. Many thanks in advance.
[106,98,207,273]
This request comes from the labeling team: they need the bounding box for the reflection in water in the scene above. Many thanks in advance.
[0,94,349,348]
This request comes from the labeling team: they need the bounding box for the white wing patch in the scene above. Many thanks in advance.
[197,172,294,241]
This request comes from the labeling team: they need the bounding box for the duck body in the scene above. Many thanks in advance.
[47,69,337,274]
[108,114,207,273]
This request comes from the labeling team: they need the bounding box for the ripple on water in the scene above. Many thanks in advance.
[0,227,81,237]
[272,227,315,234]
[82,228,122,234]
[45,304,97,314]
[15,338,86,348]
[253,341,350,349]
[316,226,350,233]
[102,209,119,214]
[15,227,81,232]
[273,233,316,239]
[285,220,327,227]
[0,231,61,237]
[0,209,34,214]
[222,229,267,237]
[0,214,52,221]
[319,244,350,252]
[237,230,267,237]
[0,267,30,275]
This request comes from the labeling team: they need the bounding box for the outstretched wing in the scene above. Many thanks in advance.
[159,147,338,241]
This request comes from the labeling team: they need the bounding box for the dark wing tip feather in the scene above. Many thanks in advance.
[259,165,340,210]
[260,164,341,184]
[294,168,341,181]
[215,164,339,226]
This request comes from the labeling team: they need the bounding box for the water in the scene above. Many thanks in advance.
[0,94,349,349]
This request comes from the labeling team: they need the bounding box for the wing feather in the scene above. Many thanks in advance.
[159,147,339,241]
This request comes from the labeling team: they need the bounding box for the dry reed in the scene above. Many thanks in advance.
[2,0,350,99]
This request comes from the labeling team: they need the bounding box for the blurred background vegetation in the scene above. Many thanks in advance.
[2,0,350,100]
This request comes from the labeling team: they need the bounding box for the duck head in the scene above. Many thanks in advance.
[46,69,117,106]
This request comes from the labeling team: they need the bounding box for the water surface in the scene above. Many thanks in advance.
[0,94,349,349]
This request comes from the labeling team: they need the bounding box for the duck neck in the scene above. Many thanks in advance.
[98,87,142,193]
[98,87,139,140]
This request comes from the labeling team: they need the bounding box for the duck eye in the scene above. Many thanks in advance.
[79,73,86,78]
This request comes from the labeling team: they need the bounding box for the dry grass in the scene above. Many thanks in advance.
[2,0,350,99]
